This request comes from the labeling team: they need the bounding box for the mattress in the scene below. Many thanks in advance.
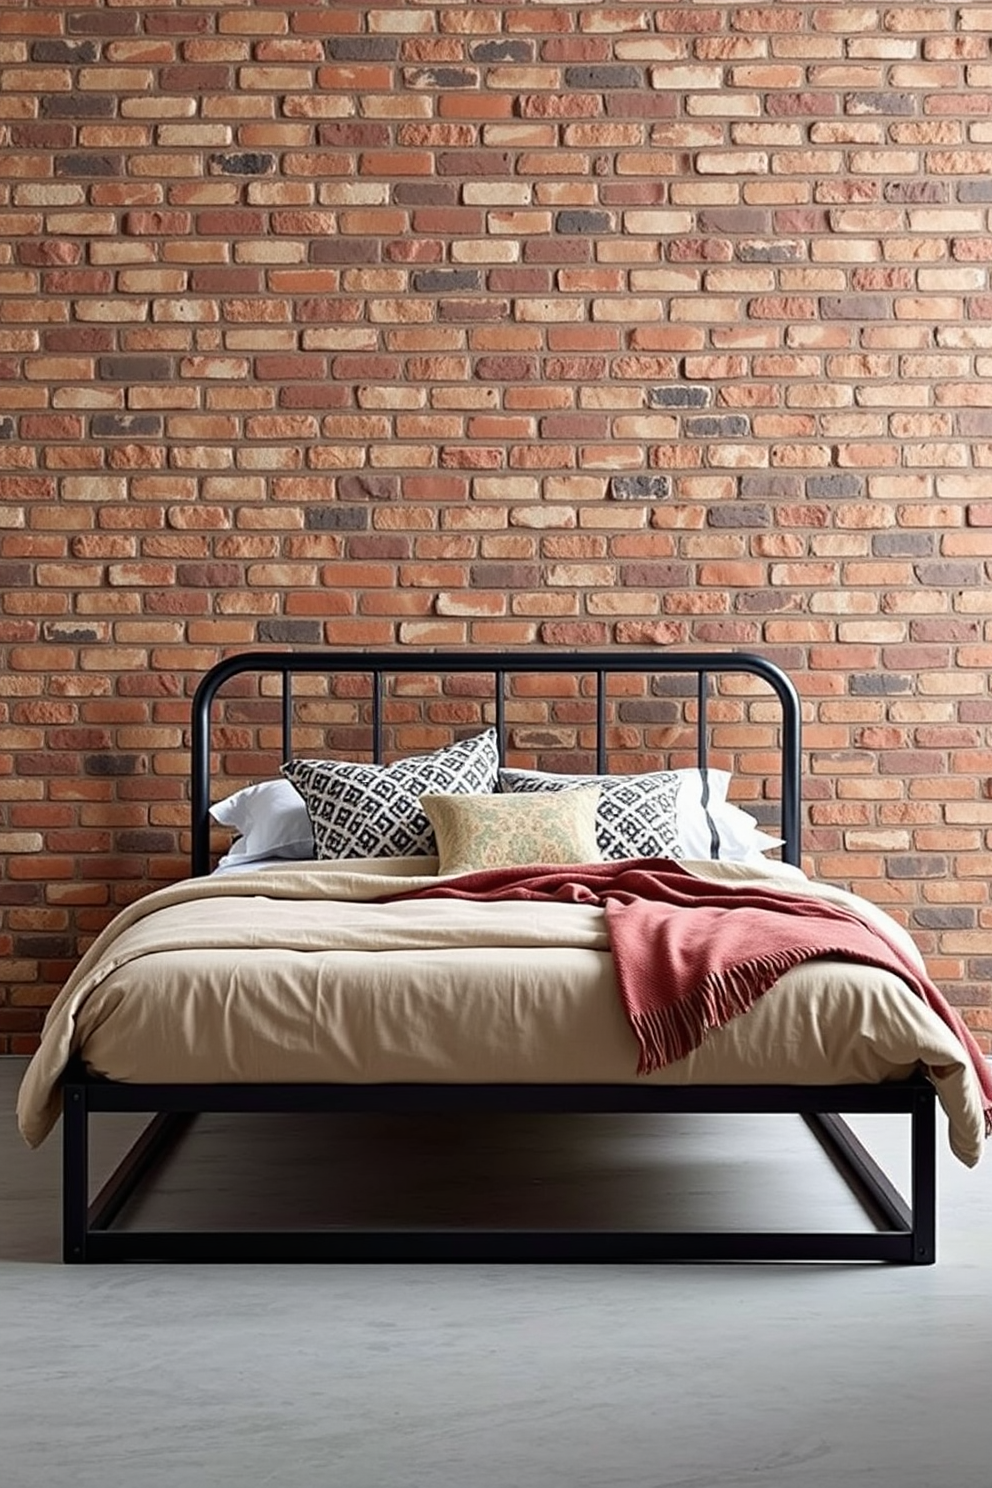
[16,856,987,1167]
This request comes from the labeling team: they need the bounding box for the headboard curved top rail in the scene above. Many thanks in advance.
[191,649,802,877]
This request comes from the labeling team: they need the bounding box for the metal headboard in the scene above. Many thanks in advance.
[190,650,802,876]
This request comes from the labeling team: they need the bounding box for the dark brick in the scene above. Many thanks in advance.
[190,268,262,294]
[349,535,410,560]
[392,182,460,207]
[564,66,643,88]
[317,122,391,148]
[403,67,480,88]
[487,270,547,293]
[0,562,31,586]
[887,855,947,879]
[685,415,750,437]
[845,92,917,115]
[45,327,114,353]
[617,700,682,724]
[739,474,804,500]
[474,356,537,381]
[885,180,949,204]
[471,40,534,63]
[337,474,400,502]
[0,418,14,440]
[177,563,243,587]
[913,906,975,930]
[609,474,671,501]
[98,356,173,382]
[91,413,163,438]
[305,506,369,531]
[849,673,913,695]
[820,295,890,320]
[439,298,510,321]
[412,269,481,293]
[278,386,352,410]
[737,239,807,262]
[207,153,275,176]
[436,151,513,177]
[84,754,144,776]
[648,385,711,408]
[698,208,771,235]
[806,474,864,499]
[914,561,983,586]
[160,65,231,91]
[55,154,123,177]
[605,93,679,119]
[555,210,614,234]
[31,40,99,63]
[957,409,992,436]
[11,123,75,148]
[470,563,541,588]
[736,590,803,613]
[40,94,116,119]
[0,885,42,907]
[766,92,837,117]
[115,831,176,854]
[619,561,690,587]
[310,238,381,264]
[67,10,139,34]
[326,37,399,61]
[910,619,981,641]
[524,238,592,264]
[872,532,935,557]
[257,620,323,645]
[708,504,770,527]
[13,935,76,960]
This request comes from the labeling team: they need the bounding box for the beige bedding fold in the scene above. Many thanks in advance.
[16,856,987,1167]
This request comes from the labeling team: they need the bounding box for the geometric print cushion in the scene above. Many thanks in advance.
[498,767,695,861]
[281,728,500,861]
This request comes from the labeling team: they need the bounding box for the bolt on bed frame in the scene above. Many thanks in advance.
[61,649,938,1264]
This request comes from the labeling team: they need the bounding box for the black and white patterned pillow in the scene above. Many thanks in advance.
[498,767,717,861]
[282,729,499,861]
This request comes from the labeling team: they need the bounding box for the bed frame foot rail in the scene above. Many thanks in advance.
[61,1070,938,1265]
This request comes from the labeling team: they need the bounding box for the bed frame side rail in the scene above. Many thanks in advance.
[62,1068,936,1265]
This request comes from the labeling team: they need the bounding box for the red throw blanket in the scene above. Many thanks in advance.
[391,859,992,1131]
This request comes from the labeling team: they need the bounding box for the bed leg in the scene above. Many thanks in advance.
[910,1083,936,1265]
[62,1079,89,1264]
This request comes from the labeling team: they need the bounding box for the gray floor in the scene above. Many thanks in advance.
[2,1057,991,1488]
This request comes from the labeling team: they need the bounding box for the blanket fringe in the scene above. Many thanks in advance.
[630,947,807,1074]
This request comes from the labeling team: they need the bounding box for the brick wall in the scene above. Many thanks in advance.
[1,2,991,1052]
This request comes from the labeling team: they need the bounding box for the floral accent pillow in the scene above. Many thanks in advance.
[420,785,602,877]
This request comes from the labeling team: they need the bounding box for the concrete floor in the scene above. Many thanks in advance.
[2,1056,991,1488]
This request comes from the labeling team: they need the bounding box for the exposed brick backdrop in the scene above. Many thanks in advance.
[1,1,991,1051]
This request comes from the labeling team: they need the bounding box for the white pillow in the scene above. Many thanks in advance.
[497,766,782,864]
[210,778,314,868]
[282,729,500,861]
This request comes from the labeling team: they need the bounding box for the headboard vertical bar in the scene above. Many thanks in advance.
[281,672,293,764]
[596,671,607,773]
[372,672,383,764]
[697,671,708,770]
[495,672,505,763]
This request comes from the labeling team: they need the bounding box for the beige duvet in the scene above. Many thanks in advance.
[16,856,987,1167]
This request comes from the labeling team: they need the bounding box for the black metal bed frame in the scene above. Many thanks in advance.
[61,649,938,1264]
